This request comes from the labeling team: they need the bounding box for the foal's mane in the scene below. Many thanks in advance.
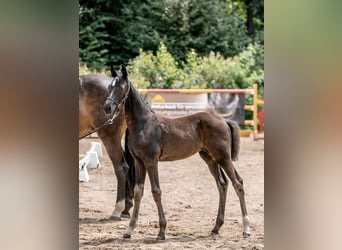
[129,81,154,113]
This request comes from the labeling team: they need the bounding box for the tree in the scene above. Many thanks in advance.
[153,0,250,62]
[79,0,257,70]
[226,0,264,44]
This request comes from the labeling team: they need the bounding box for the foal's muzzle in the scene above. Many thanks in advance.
[103,98,115,115]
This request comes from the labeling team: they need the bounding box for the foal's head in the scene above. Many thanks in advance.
[103,65,130,115]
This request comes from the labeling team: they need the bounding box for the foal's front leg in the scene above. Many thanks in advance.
[123,160,146,238]
[146,161,167,240]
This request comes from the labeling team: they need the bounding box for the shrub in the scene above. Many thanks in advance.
[79,63,108,75]
[127,42,264,93]
[128,42,182,89]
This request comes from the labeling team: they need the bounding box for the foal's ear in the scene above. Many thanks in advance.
[110,65,117,78]
[121,64,128,79]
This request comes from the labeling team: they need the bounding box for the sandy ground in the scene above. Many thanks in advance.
[79,136,264,249]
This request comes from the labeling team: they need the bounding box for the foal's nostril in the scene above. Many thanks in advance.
[104,104,111,114]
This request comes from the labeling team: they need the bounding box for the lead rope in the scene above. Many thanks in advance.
[78,111,119,140]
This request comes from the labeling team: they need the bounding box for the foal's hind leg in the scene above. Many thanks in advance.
[220,159,251,236]
[123,160,146,238]
[199,152,229,235]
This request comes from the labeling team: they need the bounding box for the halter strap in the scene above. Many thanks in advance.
[78,81,131,140]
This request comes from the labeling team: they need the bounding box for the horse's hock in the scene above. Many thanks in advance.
[79,142,103,182]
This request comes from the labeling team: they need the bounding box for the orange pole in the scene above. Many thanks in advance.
[257,100,264,105]
[244,105,253,111]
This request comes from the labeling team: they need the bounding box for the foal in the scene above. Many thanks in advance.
[103,65,250,240]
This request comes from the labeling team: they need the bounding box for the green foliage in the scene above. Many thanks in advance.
[201,52,244,89]
[155,0,250,62]
[127,49,155,89]
[79,63,107,75]
[79,5,113,71]
[179,49,206,89]
[79,0,258,70]
[129,42,264,93]
[154,43,181,89]
[198,43,264,91]
[236,43,264,82]
[226,0,264,44]
[128,43,181,89]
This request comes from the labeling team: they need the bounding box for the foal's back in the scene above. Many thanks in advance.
[152,111,231,161]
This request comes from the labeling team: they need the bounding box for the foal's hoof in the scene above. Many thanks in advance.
[156,235,165,241]
[123,233,131,239]
[121,212,131,218]
[109,215,121,221]
[211,230,219,236]
[243,231,251,237]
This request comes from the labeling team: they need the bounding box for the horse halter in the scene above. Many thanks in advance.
[106,79,131,119]
[78,81,131,140]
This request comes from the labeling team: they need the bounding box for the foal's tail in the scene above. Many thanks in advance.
[123,129,135,197]
[226,120,240,161]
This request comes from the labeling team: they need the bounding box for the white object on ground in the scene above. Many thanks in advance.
[79,142,103,182]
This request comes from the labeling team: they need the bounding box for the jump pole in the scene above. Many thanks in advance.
[139,85,263,140]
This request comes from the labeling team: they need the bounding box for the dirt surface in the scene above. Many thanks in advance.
[79,136,264,249]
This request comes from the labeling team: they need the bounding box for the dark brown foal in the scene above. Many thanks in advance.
[103,65,250,240]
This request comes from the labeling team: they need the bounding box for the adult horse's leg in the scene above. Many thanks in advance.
[123,159,146,238]
[199,151,229,235]
[121,171,134,218]
[111,157,130,220]
[121,129,135,218]
[100,138,129,220]
[145,161,167,240]
[220,159,251,236]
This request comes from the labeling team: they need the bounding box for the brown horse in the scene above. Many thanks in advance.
[79,74,135,219]
[103,65,250,240]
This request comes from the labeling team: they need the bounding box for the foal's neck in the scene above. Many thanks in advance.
[124,84,152,129]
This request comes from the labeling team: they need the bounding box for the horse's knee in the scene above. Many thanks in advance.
[238,178,244,186]
[234,182,245,196]
[133,184,144,199]
[218,166,228,187]
[151,188,162,202]
[234,169,243,184]
[115,162,129,177]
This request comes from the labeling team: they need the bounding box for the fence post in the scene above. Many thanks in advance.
[253,83,258,140]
